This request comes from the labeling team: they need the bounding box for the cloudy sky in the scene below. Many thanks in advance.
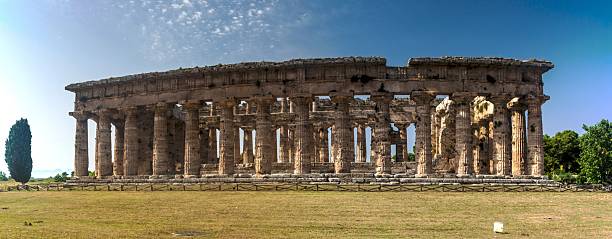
[0,0,611,177]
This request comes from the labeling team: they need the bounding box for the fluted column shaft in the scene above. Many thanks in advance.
[72,112,89,177]
[395,123,407,162]
[527,95,548,176]
[153,103,170,175]
[200,128,209,164]
[491,95,513,176]
[255,96,274,175]
[413,91,435,176]
[279,126,289,163]
[372,93,393,175]
[332,95,353,173]
[113,122,124,176]
[508,99,527,176]
[356,125,366,163]
[454,93,475,176]
[183,101,201,176]
[208,127,217,164]
[219,99,236,175]
[96,111,113,177]
[292,96,313,174]
[234,126,242,165]
[242,129,254,164]
[319,127,329,163]
[123,107,139,176]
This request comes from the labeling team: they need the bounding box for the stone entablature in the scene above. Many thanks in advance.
[66,56,553,179]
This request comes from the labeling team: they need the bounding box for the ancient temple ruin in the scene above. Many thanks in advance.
[66,56,552,181]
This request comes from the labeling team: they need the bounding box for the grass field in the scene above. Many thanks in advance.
[0,191,610,238]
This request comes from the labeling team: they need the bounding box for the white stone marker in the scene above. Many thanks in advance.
[493,221,504,233]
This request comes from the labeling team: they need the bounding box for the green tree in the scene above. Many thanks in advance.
[4,118,32,184]
[544,130,581,174]
[0,171,8,181]
[53,172,70,182]
[578,119,612,184]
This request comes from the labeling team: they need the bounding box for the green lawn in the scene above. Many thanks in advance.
[0,191,610,238]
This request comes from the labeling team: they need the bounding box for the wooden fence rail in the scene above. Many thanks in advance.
[2,183,610,193]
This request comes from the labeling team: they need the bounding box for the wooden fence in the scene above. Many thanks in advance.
[2,183,610,193]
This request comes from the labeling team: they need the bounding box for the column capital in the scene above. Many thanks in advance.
[69,111,91,121]
[451,92,478,104]
[217,97,237,108]
[411,91,436,104]
[507,97,528,111]
[488,94,514,104]
[330,92,354,103]
[370,92,393,102]
[182,100,202,110]
[526,94,550,106]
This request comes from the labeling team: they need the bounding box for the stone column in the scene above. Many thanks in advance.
[219,98,236,175]
[288,127,295,163]
[96,110,113,177]
[527,94,548,176]
[508,98,528,176]
[319,127,329,163]
[279,126,289,163]
[473,119,490,175]
[372,93,393,175]
[453,93,476,176]
[153,103,171,176]
[395,123,407,162]
[183,101,202,177]
[255,96,275,175]
[292,95,313,174]
[113,121,125,176]
[200,128,209,164]
[490,95,513,176]
[71,112,89,177]
[242,128,254,164]
[234,126,242,165]
[356,125,366,163]
[413,91,435,177]
[331,94,354,173]
[123,107,139,176]
[208,127,218,164]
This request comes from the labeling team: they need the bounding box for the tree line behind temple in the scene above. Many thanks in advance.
[1,119,612,185]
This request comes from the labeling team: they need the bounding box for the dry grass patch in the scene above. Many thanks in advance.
[0,191,610,238]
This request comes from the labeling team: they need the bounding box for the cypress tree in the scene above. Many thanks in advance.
[4,118,32,184]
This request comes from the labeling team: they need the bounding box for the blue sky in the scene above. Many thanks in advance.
[0,0,611,177]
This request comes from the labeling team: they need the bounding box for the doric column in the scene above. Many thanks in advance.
[473,119,490,175]
[234,126,242,165]
[279,126,289,163]
[395,123,407,162]
[490,95,513,176]
[153,102,171,176]
[242,128,254,164]
[356,125,366,163]
[71,111,89,177]
[527,94,549,176]
[219,98,237,175]
[288,126,295,163]
[183,101,202,177]
[292,95,313,174]
[508,98,528,176]
[208,127,217,164]
[200,128,209,164]
[254,96,275,175]
[123,107,139,176]
[412,91,435,177]
[453,92,476,176]
[331,93,354,173]
[113,121,124,176]
[318,127,329,163]
[96,110,113,177]
[371,92,393,175]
